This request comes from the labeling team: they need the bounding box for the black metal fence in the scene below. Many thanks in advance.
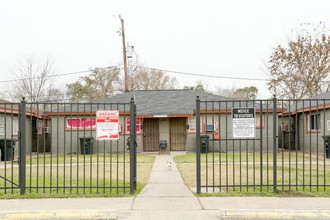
[196,97,330,194]
[0,97,137,195]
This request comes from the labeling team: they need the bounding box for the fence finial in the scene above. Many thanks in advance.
[131,94,136,103]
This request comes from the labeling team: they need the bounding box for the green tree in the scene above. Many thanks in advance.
[215,86,258,99]
[233,86,258,99]
[184,80,208,92]
[66,67,120,102]
[268,22,330,99]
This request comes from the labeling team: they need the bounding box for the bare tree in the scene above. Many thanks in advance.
[136,68,177,90]
[46,88,66,102]
[125,62,142,91]
[120,65,178,91]
[268,22,330,99]
[215,86,236,97]
[10,56,56,102]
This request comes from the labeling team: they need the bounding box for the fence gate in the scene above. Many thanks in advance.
[0,102,21,194]
[196,97,330,194]
[0,97,137,195]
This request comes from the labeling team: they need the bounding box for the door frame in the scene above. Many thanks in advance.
[169,117,187,151]
[142,118,160,152]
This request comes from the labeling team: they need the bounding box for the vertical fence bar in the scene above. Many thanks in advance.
[42,103,46,193]
[295,100,298,191]
[212,101,215,192]
[19,98,26,195]
[196,96,201,194]
[56,103,60,193]
[206,101,209,192]
[280,100,284,190]
[10,104,14,194]
[252,100,256,192]
[108,103,113,193]
[309,100,312,191]
[316,100,319,192]
[273,96,277,192]
[2,103,7,194]
[218,101,222,191]
[130,96,137,194]
[266,100,269,191]
[288,100,291,191]
[134,102,137,192]
[260,101,263,191]
[83,104,86,194]
[323,100,326,191]
[302,100,305,191]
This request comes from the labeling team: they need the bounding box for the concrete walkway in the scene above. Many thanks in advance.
[1,153,330,219]
[120,153,210,220]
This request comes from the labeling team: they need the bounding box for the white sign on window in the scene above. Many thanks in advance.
[232,108,255,139]
[327,120,330,131]
[96,110,119,140]
[188,116,202,133]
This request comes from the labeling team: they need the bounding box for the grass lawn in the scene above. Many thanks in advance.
[175,152,330,197]
[0,153,155,199]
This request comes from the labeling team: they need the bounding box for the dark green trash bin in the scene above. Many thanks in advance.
[322,136,330,159]
[79,137,93,154]
[200,135,209,153]
[0,139,15,161]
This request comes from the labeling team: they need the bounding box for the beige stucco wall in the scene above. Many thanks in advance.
[159,118,169,147]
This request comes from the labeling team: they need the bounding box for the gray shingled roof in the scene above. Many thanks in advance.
[95,90,230,115]
[55,90,272,115]
[288,91,330,113]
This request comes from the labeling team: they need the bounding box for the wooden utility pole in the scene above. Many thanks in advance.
[120,15,129,92]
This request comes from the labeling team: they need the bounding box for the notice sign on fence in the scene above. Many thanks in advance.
[232,108,255,139]
[96,110,119,141]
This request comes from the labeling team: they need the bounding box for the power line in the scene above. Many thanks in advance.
[138,66,270,82]
[0,70,90,83]
[52,70,90,77]
[0,66,117,83]
[0,65,270,85]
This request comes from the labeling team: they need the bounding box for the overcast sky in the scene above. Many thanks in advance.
[1,0,329,99]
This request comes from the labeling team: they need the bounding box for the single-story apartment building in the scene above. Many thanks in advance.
[46,90,278,154]
[279,91,330,154]
[0,100,49,158]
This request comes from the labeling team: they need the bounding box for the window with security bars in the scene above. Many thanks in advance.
[66,117,96,130]
[309,113,321,131]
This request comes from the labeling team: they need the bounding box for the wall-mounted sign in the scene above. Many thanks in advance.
[188,116,202,133]
[232,108,255,139]
[153,115,167,118]
[96,110,119,140]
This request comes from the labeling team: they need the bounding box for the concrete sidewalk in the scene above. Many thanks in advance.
[121,153,206,220]
[1,153,330,219]
[119,153,330,220]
